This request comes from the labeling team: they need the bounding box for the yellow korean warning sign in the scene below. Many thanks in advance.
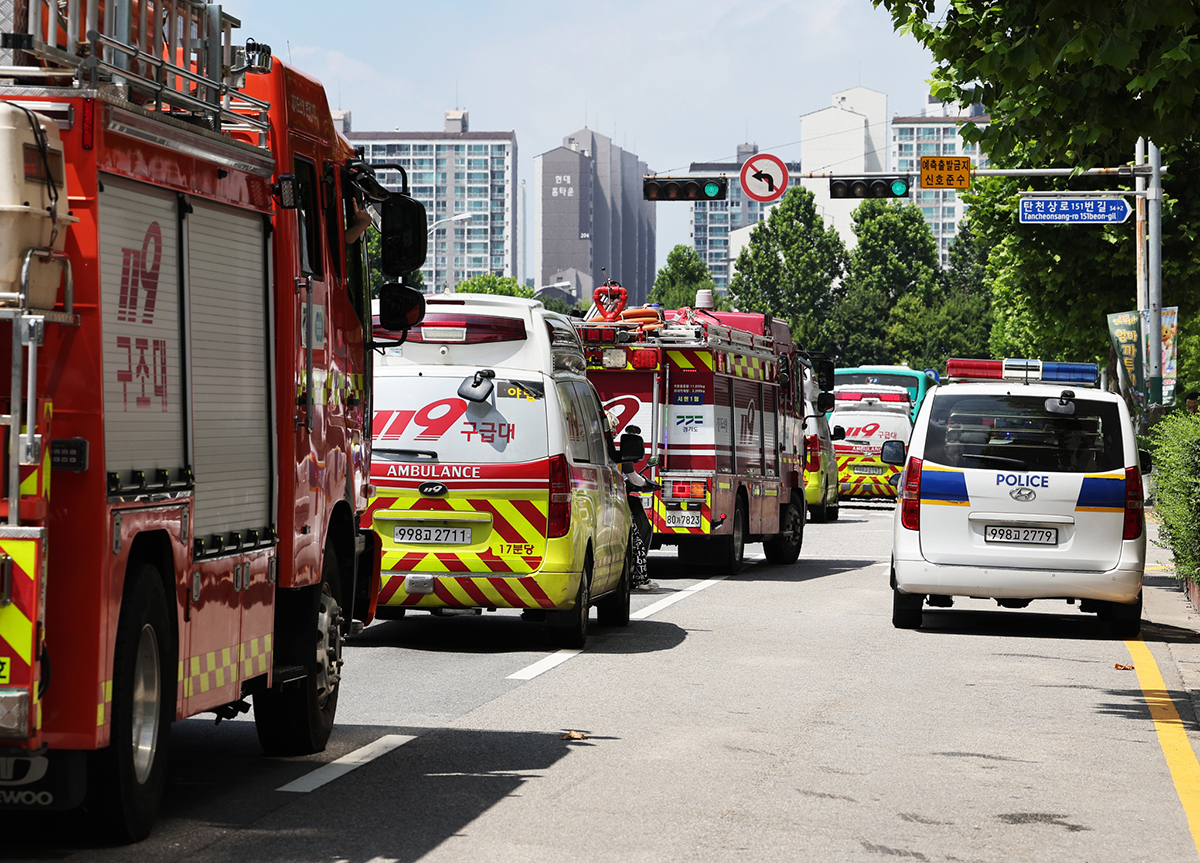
[920,156,972,190]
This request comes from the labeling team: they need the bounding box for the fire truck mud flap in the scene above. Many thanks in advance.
[0,750,86,811]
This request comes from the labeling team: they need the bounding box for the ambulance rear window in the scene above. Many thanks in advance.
[372,374,547,464]
[924,393,1123,473]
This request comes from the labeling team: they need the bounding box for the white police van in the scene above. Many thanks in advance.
[883,358,1149,636]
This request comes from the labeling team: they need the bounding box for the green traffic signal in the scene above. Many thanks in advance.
[890,178,909,196]
[704,181,721,198]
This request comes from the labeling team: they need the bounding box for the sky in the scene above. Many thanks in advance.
[233,0,939,279]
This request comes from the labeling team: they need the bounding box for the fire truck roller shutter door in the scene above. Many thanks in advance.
[186,200,272,545]
[99,177,187,487]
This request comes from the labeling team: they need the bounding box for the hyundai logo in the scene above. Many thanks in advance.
[1010,487,1036,502]
[418,481,448,497]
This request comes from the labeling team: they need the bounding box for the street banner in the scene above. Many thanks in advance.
[1107,311,1143,401]
[1142,306,1178,406]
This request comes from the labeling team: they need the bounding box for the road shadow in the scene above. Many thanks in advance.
[913,606,1198,644]
[647,555,879,584]
[1094,687,1200,732]
[348,613,687,656]
[0,723,593,863]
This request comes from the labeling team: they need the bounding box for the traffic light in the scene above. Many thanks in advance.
[643,175,727,201]
[829,176,911,199]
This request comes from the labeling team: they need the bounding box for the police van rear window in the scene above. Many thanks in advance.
[924,394,1123,473]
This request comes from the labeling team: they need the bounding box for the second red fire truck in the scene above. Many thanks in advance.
[576,290,833,573]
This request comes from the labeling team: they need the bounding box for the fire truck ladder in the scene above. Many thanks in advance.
[1,0,271,146]
[1,252,75,528]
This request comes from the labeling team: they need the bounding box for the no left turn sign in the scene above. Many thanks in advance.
[740,153,789,203]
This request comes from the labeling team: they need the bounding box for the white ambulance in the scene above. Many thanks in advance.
[884,358,1149,636]
[368,295,637,647]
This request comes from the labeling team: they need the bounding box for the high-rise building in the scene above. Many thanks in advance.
[892,97,990,264]
[797,86,890,252]
[348,111,517,292]
[691,143,800,292]
[533,128,655,304]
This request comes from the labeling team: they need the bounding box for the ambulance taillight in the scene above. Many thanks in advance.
[548,454,571,538]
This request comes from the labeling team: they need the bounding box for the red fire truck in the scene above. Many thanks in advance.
[576,295,830,573]
[0,1,424,841]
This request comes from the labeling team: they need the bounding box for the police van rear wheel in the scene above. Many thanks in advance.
[1107,592,1142,638]
[92,563,173,844]
[892,589,924,629]
[254,544,342,755]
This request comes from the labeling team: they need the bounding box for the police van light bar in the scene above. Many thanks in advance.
[945,358,1099,386]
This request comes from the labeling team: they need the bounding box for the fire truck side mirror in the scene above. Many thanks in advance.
[378,282,426,332]
[381,194,428,277]
[816,359,835,392]
[816,391,835,414]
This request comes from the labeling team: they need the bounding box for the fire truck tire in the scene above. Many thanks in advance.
[715,502,746,574]
[763,499,804,565]
[91,563,173,844]
[596,545,631,627]
[554,561,591,649]
[254,544,342,756]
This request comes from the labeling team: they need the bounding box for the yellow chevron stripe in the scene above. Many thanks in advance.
[0,602,33,665]
[0,540,36,582]
[697,352,714,370]
[666,350,695,370]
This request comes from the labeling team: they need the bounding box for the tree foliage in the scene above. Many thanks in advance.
[874,0,1200,167]
[453,273,534,298]
[728,186,847,349]
[827,200,941,367]
[650,245,721,309]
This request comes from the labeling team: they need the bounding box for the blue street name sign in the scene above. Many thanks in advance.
[1018,197,1132,224]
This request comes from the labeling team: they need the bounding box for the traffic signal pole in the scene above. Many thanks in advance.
[1148,142,1163,406]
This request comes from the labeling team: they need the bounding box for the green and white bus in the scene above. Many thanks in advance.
[833,365,940,421]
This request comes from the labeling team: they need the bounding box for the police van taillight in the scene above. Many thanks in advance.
[548,454,571,538]
[900,457,922,531]
[1123,466,1144,541]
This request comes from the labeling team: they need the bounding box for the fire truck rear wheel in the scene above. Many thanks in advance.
[254,544,342,756]
[763,499,804,565]
[91,563,173,844]
[715,502,746,574]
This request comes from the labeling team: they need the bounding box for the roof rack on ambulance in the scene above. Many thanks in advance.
[3,0,272,147]
[945,358,1099,386]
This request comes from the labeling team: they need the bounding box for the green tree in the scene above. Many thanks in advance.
[650,245,718,309]
[827,199,940,367]
[874,0,1200,167]
[882,222,993,373]
[727,186,847,349]
[454,273,534,298]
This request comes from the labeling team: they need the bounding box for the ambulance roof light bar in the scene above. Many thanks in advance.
[945,358,1099,386]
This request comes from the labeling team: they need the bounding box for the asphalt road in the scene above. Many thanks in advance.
[5,500,1200,862]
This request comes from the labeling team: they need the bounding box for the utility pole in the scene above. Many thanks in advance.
[1147,141,1163,407]
[1135,138,1147,310]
